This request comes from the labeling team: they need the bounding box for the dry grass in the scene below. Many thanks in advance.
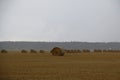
[0,51,120,80]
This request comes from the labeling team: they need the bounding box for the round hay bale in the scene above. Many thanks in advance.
[82,49,90,53]
[94,49,102,53]
[50,47,65,56]
[21,50,28,53]
[30,49,37,53]
[1,49,7,53]
[40,50,45,53]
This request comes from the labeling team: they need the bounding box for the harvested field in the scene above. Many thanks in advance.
[0,51,120,80]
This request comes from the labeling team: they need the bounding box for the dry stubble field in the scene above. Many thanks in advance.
[0,51,120,80]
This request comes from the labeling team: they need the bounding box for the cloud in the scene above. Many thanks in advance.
[0,0,120,42]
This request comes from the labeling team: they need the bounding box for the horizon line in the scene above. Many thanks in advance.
[0,41,120,43]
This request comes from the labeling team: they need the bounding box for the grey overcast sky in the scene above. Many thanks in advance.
[0,0,120,42]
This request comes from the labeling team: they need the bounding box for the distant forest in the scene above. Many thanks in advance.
[0,42,120,50]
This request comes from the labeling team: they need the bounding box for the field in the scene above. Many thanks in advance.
[0,51,120,80]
